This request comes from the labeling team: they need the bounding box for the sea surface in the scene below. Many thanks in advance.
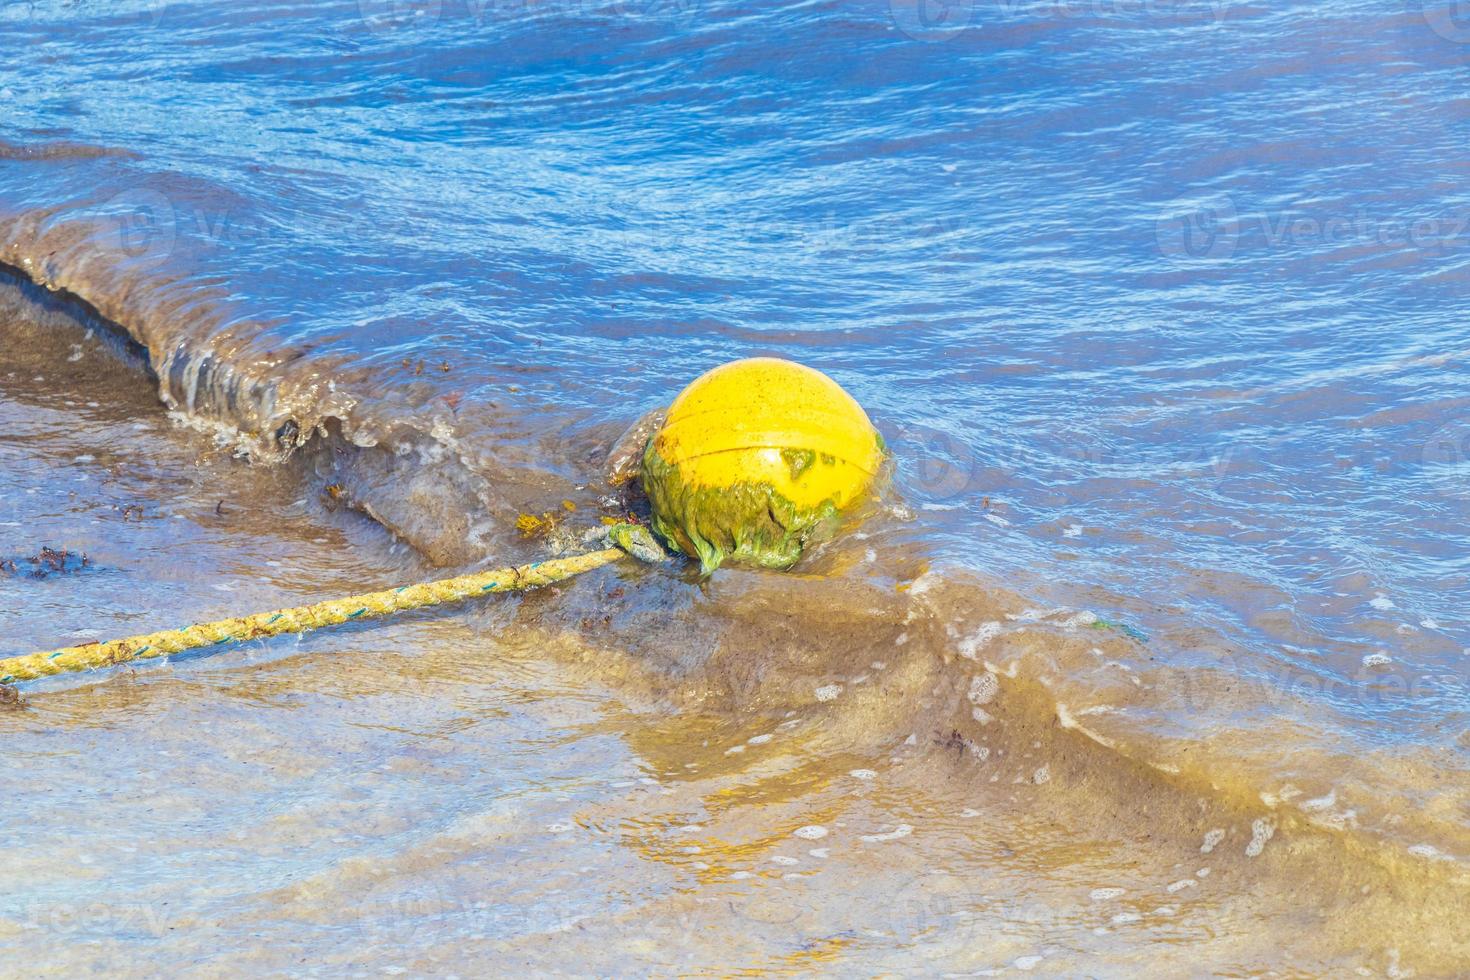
[1,0,1468,974]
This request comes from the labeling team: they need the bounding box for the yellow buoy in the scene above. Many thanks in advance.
[640,357,884,571]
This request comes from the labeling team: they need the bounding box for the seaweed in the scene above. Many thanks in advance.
[1089,617,1149,643]
[640,442,841,574]
[0,547,92,579]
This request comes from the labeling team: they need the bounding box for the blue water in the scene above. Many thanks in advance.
[2,0,1470,928]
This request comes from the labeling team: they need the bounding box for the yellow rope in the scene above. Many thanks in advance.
[0,548,625,684]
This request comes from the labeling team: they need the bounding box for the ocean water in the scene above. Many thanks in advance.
[1,0,1468,973]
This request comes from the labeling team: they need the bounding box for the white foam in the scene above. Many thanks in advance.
[906,570,940,596]
[848,769,878,781]
[1089,887,1125,901]
[1299,789,1337,812]
[1407,843,1456,863]
[958,623,1003,660]
[1260,784,1302,808]
[1056,704,1118,749]
[1307,808,1358,831]
[968,671,1000,706]
[814,684,842,702]
[861,824,913,843]
[1200,828,1225,853]
[793,825,827,840]
[1245,817,1276,857]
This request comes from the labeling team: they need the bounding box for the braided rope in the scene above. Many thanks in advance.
[0,548,624,684]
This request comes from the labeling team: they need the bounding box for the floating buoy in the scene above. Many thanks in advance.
[641,357,884,572]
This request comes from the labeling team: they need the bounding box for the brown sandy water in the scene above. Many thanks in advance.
[2,273,1467,976]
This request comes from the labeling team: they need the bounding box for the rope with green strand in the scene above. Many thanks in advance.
[0,523,664,686]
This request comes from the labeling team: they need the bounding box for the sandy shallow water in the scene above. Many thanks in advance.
[5,2,1470,968]
[2,281,1466,976]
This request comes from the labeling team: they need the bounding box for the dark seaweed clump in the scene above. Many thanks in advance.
[0,547,93,579]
